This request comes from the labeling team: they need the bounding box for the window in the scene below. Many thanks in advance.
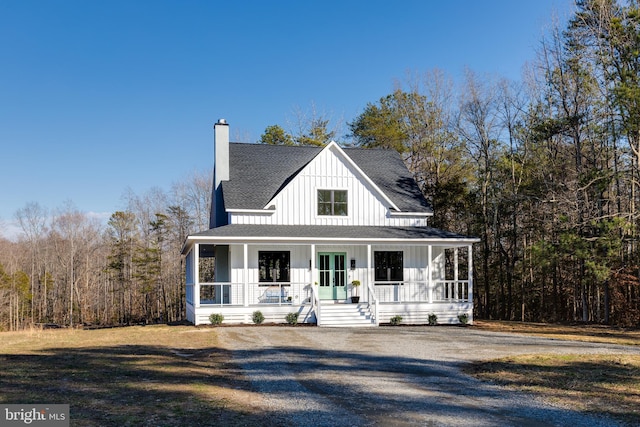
[198,244,215,282]
[259,251,290,283]
[318,189,348,216]
[374,251,403,283]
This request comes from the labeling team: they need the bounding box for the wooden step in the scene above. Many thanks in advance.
[318,303,375,327]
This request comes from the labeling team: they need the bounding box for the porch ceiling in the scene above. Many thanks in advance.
[183,224,479,252]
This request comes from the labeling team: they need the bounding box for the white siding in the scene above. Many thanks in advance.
[229,144,429,227]
[224,244,448,294]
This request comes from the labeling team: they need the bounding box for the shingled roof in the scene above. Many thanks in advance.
[191,224,472,241]
[222,143,433,213]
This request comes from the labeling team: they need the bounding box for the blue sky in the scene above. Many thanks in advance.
[0,0,571,239]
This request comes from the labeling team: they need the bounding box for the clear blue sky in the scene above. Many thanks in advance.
[0,0,571,239]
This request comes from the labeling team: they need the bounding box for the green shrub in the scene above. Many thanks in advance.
[252,310,265,324]
[458,313,469,325]
[285,312,299,325]
[209,313,224,325]
[428,313,437,326]
[389,315,403,326]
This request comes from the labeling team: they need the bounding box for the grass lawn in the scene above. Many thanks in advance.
[0,325,271,426]
[468,321,640,425]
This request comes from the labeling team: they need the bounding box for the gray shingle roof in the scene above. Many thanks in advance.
[222,143,432,213]
[190,224,477,242]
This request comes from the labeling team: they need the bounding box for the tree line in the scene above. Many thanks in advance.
[0,172,211,330]
[263,0,640,327]
[1,0,639,330]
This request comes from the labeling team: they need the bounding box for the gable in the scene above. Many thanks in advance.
[264,143,396,225]
[222,143,432,215]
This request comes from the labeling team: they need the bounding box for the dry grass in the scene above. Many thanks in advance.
[2,322,639,425]
[0,325,277,426]
[474,319,640,346]
[468,321,640,425]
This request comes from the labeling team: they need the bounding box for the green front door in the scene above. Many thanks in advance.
[318,252,347,300]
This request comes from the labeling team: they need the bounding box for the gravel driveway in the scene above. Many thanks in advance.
[216,326,640,426]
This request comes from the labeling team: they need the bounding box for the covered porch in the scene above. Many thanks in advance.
[183,225,477,326]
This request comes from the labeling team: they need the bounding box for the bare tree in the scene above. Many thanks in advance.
[15,202,48,323]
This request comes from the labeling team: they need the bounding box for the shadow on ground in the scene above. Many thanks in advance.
[0,342,628,426]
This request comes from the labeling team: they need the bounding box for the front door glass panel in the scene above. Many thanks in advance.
[318,252,347,300]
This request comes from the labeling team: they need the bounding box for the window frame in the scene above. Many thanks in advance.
[258,251,291,284]
[374,251,404,284]
[317,189,348,216]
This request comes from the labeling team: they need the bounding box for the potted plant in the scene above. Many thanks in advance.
[351,280,361,303]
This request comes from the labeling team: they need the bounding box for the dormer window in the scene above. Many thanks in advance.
[318,189,348,216]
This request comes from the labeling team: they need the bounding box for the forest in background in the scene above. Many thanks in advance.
[2,0,640,329]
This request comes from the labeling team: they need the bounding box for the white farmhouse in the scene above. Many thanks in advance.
[182,119,480,326]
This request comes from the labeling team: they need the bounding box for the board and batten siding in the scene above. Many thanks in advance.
[229,145,428,227]
[224,244,448,287]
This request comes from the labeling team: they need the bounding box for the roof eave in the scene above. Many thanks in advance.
[389,211,434,217]
[183,234,480,248]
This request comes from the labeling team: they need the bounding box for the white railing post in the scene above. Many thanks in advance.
[367,281,379,326]
[310,282,321,326]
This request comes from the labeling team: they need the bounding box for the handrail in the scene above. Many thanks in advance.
[367,281,379,326]
[310,284,321,326]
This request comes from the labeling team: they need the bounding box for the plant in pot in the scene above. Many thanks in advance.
[351,280,361,303]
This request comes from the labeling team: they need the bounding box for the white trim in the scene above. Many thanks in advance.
[427,245,433,303]
[389,211,433,217]
[226,208,276,215]
[181,235,479,254]
[243,243,249,307]
[194,244,200,308]
[315,187,350,219]
[185,235,479,246]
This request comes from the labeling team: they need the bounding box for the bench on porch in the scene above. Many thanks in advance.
[259,285,290,304]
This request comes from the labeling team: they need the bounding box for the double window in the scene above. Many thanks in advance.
[318,189,348,216]
[374,251,403,284]
[259,251,290,283]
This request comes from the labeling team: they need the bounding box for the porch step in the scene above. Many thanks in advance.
[318,302,375,327]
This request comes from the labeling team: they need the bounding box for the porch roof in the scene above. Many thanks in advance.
[182,224,479,253]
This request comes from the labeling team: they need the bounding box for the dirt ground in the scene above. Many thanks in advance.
[211,325,640,426]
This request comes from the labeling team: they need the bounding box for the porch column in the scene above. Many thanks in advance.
[454,247,459,300]
[427,245,433,303]
[309,244,320,306]
[367,244,372,302]
[243,244,249,307]
[194,244,200,308]
[468,244,473,303]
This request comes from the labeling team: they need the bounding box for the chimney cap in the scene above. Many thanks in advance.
[216,118,228,125]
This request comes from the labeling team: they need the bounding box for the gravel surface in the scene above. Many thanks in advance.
[216,326,640,426]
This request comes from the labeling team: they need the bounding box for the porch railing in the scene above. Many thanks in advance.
[373,280,470,303]
[251,282,312,306]
[198,280,470,306]
[199,282,313,306]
